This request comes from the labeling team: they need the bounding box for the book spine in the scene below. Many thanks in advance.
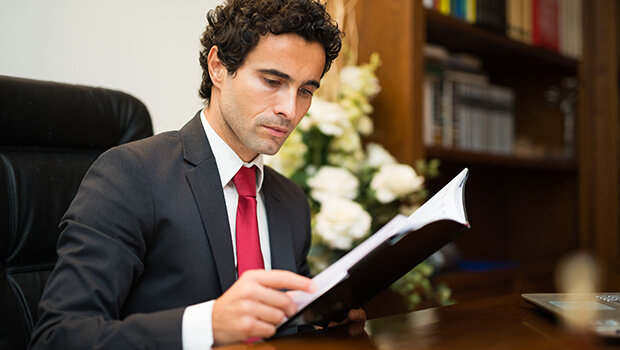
[442,77,455,149]
[486,85,515,155]
[439,0,451,15]
[423,61,446,148]
[496,0,507,35]
[466,0,477,23]
[450,82,516,155]
[474,0,506,33]
[522,0,533,44]
[559,0,569,56]
[506,0,517,40]
[423,72,443,147]
[475,0,486,27]
[560,0,582,59]
[432,77,444,147]
[573,0,582,59]
[532,0,542,45]
[442,70,489,150]
[532,0,560,52]
[548,0,559,52]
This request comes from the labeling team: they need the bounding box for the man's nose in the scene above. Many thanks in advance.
[274,88,297,119]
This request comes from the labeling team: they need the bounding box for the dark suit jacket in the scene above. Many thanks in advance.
[29,113,312,349]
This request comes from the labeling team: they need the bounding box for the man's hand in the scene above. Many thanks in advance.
[327,308,367,327]
[327,308,367,336]
[212,270,315,346]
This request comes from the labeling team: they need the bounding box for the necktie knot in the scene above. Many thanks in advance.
[233,166,256,198]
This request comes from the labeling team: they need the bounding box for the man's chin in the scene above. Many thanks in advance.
[254,143,283,157]
[261,148,282,156]
[255,137,287,155]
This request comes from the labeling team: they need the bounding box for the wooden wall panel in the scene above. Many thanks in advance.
[579,0,620,290]
[355,0,425,165]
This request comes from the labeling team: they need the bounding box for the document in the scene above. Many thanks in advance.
[278,168,470,330]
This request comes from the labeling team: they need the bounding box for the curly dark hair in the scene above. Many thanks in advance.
[198,0,343,102]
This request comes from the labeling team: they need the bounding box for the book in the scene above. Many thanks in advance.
[572,0,582,59]
[441,69,489,149]
[475,0,506,33]
[277,168,470,330]
[465,0,477,23]
[424,71,442,147]
[451,0,466,20]
[507,0,523,41]
[522,0,533,44]
[532,0,559,52]
[456,83,515,154]
[438,0,451,15]
[559,0,582,59]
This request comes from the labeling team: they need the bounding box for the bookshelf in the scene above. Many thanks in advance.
[355,0,619,300]
[424,9,578,71]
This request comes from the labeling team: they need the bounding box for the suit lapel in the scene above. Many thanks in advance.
[263,170,297,273]
[181,112,237,293]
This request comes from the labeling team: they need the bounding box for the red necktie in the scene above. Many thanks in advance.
[233,166,264,277]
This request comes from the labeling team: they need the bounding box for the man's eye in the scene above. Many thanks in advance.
[299,88,313,97]
[264,78,280,86]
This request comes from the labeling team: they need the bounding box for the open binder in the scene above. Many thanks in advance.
[278,168,470,330]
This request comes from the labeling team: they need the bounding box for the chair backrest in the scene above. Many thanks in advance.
[0,75,153,349]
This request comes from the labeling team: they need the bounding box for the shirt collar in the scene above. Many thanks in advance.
[200,109,264,192]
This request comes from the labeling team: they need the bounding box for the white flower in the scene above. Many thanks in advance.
[306,97,350,136]
[339,53,382,100]
[328,149,365,173]
[340,66,365,92]
[307,166,358,203]
[365,143,397,168]
[329,127,362,154]
[298,115,313,132]
[328,130,364,172]
[263,129,307,177]
[314,198,372,250]
[340,66,381,99]
[356,114,374,136]
[371,163,424,203]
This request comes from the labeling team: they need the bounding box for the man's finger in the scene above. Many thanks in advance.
[348,308,366,321]
[242,269,316,293]
[252,301,290,325]
[240,286,298,317]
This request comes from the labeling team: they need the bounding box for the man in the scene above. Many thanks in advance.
[29,0,363,349]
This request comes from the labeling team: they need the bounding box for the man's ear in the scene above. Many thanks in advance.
[207,46,226,88]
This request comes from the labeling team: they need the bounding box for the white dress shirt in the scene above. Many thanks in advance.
[182,110,272,350]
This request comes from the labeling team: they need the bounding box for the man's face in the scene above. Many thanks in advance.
[208,33,326,162]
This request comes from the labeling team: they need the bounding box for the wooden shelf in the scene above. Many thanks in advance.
[426,147,577,171]
[425,9,578,74]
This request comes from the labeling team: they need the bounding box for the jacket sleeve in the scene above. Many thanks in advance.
[29,146,185,350]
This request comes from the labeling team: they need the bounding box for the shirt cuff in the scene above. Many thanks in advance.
[182,300,215,350]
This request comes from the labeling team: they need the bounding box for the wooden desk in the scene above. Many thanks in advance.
[218,294,620,349]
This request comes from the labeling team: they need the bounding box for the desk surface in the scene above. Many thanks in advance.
[218,294,620,349]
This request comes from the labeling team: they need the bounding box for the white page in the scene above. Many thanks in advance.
[398,167,469,233]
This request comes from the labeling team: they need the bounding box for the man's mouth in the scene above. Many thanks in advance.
[264,125,288,138]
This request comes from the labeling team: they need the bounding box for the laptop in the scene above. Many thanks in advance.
[522,293,620,337]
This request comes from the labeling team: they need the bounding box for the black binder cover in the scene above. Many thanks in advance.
[278,219,468,330]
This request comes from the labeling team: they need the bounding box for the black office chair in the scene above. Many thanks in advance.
[0,75,154,349]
